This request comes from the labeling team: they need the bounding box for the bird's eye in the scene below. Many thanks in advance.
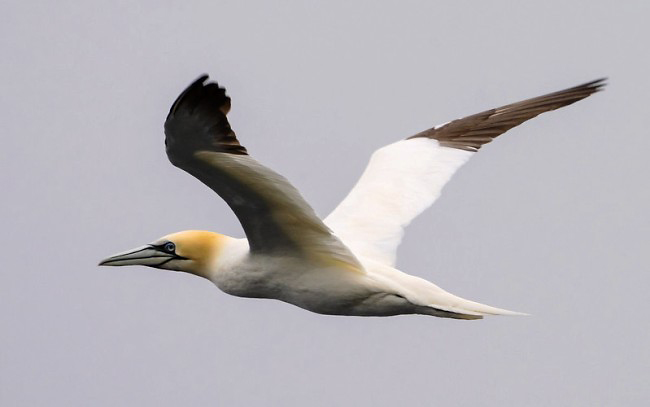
[163,242,176,253]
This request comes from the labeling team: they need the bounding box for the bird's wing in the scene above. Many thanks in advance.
[325,79,605,266]
[164,75,361,270]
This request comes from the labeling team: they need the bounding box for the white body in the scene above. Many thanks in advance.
[210,238,520,317]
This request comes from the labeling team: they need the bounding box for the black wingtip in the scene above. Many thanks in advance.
[190,74,210,89]
[196,73,209,82]
[408,77,607,152]
[164,74,247,157]
[167,73,233,120]
[580,77,608,93]
[595,77,608,90]
[168,74,211,116]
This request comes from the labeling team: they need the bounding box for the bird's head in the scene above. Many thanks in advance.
[99,230,227,279]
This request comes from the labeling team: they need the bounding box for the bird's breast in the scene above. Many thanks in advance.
[209,255,377,311]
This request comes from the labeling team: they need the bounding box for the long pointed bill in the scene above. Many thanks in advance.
[98,245,175,267]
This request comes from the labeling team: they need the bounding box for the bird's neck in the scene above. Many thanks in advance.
[199,235,249,280]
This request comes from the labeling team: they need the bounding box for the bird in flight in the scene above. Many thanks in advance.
[100,75,604,319]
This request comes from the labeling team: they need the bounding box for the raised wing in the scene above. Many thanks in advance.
[325,79,605,266]
[165,75,360,269]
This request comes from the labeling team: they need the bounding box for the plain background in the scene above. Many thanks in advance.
[2,1,649,406]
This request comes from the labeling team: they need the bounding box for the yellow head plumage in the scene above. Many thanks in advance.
[158,230,227,277]
[99,230,228,279]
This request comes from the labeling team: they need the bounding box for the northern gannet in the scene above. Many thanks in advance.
[99,75,604,319]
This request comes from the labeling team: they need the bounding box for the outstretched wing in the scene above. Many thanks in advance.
[325,79,605,266]
[165,75,360,269]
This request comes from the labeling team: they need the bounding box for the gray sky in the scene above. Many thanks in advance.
[2,1,649,406]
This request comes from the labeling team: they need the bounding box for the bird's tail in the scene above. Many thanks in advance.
[373,266,527,320]
[419,296,528,320]
[399,274,528,320]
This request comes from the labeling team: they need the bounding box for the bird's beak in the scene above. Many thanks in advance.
[98,245,176,267]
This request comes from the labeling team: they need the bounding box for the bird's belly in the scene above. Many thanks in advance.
[211,258,413,316]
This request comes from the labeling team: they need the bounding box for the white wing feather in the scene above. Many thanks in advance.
[325,79,606,268]
[325,138,473,266]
